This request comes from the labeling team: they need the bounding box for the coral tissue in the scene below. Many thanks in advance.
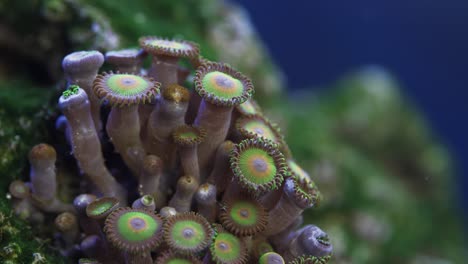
[9,36,332,264]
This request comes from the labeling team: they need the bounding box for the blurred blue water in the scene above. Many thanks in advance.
[235,0,468,216]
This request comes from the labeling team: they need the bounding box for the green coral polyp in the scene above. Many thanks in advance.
[236,115,282,144]
[230,201,258,226]
[172,220,206,248]
[194,63,254,106]
[230,138,287,194]
[238,148,276,184]
[86,197,119,219]
[104,207,163,253]
[149,39,187,50]
[107,74,149,96]
[202,71,244,99]
[236,99,261,116]
[90,201,112,215]
[116,211,158,241]
[288,177,321,209]
[287,159,311,181]
[211,231,246,264]
[220,197,267,237]
[164,212,214,254]
[173,125,207,146]
[141,195,154,206]
[93,72,160,106]
[62,85,80,99]
[139,36,199,59]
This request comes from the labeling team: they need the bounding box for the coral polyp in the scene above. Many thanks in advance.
[7,35,332,263]
[93,72,160,106]
[209,228,248,264]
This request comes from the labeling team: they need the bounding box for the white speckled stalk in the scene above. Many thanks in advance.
[59,88,126,203]
[206,140,235,194]
[145,97,188,164]
[105,49,144,74]
[263,189,307,236]
[107,105,145,177]
[194,101,233,176]
[178,144,201,183]
[148,55,179,89]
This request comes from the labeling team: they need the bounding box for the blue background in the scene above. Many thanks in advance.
[235,0,468,217]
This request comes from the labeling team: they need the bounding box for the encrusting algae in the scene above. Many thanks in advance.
[8,36,332,264]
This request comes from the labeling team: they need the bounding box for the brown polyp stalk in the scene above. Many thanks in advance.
[139,37,199,90]
[194,101,234,176]
[80,234,115,263]
[268,215,303,252]
[139,155,167,209]
[73,194,101,236]
[55,212,79,249]
[177,143,201,183]
[9,180,44,223]
[185,91,202,124]
[172,125,206,183]
[106,105,146,177]
[58,87,126,203]
[168,175,198,213]
[194,183,217,222]
[125,252,152,264]
[177,65,191,85]
[193,63,254,177]
[263,178,317,236]
[62,51,104,134]
[93,72,160,178]
[145,84,190,166]
[148,54,179,88]
[105,49,145,74]
[28,143,74,213]
[206,140,235,192]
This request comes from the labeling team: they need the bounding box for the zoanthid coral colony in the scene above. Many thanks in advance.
[9,36,332,264]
